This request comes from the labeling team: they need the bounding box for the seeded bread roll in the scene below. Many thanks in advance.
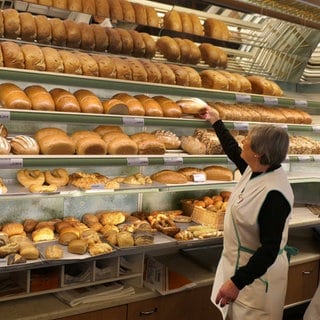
[154,63,176,85]
[1,41,25,69]
[0,82,32,109]
[157,36,180,62]
[21,44,46,71]
[59,50,82,75]
[92,54,116,78]
[90,24,109,51]
[132,2,147,25]
[116,28,133,54]
[19,12,36,42]
[134,94,163,117]
[24,85,55,111]
[74,89,103,113]
[140,32,156,58]
[163,10,182,32]
[74,52,99,77]
[50,88,81,112]
[120,0,135,23]
[3,8,20,39]
[41,47,64,73]
[112,93,145,115]
[49,18,67,47]
[105,27,122,54]
[109,0,123,21]
[64,19,81,48]
[140,60,161,83]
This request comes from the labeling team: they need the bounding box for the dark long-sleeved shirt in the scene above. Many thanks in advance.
[212,120,291,290]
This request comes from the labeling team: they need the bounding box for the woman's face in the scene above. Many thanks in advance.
[240,134,257,163]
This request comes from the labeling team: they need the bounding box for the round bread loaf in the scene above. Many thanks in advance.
[116,28,133,54]
[102,98,129,114]
[150,170,188,184]
[163,10,182,32]
[3,8,20,39]
[38,134,76,155]
[157,36,180,62]
[92,54,116,78]
[109,0,123,21]
[49,18,67,46]
[50,88,81,112]
[0,136,11,155]
[132,2,147,25]
[74,89,103,113]
[24,85,55,111]
[140,32,156,58]
[120,0,135,23]
[145,6,159,27]
[0,82,32,109]
[179,12,194,34]
[1,41,25,69]
[105,27,122,54]
[82,0,95,15]
[111,57,132,80]
[154,63,176,85]
[112,93,145,115]
[34,15,52,44]
[90,24,109,51]
[19,12,36,42]
[21,44,46,71]
[41,47,64,73]
[140,60,162,83]
[74,52,99,77]
[134,94,163,117]
[64,19,81,48]
[59,50,82,75]
[128,30,146,57]
[10,135,40,155]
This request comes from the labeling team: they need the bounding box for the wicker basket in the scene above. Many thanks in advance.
[181,200,225,230]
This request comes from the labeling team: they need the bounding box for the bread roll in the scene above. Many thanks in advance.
[204,165,233,181]
[140,32,156,58]
[24,85,56,111]
[0,83,32,109]
[154,63,176,85]
[111,57,132,80]
[49,18,67,47]
[163,10,182,32]
[109,0,123,21]
[59,50,82,75]
[45,245,63,259]
[74,52,99,77]
[105,27,122,54]
[157,36,180,62]
[102,98,129,114]
[151,170,188,184]
[92,54,116,78]
[32,227,55,242]
[179,12,193,34]
[134,94,163,117]
[116,28,133,54]
[145,6,159,27]
[119,0,135,23]
[21,44,46,71]
[10,135,40,155]
[126,58,148,82]
[3,9,20,39]
[132,2,147,25]
[19,12,36,42]
[200,70,229,90]
[90,24,109,51]
[82,0,95,15]
[74,89,103,113]
[67,0,82,11]
[140,60,161,83]
[38,134,76,155]
[64,19,81,48]
[1,41,25,69]
[41,47,64,73]
[112,93,145,115]
[50,88,81,112]
[128,30,146,57]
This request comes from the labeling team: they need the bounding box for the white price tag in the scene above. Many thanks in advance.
[263,96,278,105]
[297,155,311,162]
[235,94,251,103]
[313,155,320,162]
[122,117,145,127]
[163,157,183,166]
[99,18,113,28]
[312,125,320,132]
[0,158,23,168]
[233,122,249,131]
[278,124,288,130]
[294,99,308,107]
[193,173,206,182]
[0,111,10,122]
[67,12,92,23]
[127,157,149,166]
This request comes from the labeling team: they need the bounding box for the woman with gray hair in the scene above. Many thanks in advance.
[199,106,293,320]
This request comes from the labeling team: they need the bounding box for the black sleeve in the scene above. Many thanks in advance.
[231,190,291,290]
[212,120,247,174]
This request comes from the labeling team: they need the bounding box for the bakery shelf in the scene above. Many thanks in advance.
[1,68,320,111]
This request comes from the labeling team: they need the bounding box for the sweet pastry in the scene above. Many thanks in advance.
[10,135,40,155]
[117,231,134,247]
[17,169,45,188]
[99,211,126,226]
[44,168,69,187]
[32,227,55,242]
[2,222,24,237]
[88,242,113,256]
[75,136,107,155]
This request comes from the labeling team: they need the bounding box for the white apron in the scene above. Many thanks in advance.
[304,285,320,320]
[211,166,293,320]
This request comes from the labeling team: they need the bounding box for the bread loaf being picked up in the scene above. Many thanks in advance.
[204,165,233,181]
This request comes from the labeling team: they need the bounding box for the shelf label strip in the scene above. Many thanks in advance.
[0,111,11,122]
[127,157,149,166]
[122,117,145,127]
[164,157,184,166]
[235,94,251,103]
[0,158,23,168]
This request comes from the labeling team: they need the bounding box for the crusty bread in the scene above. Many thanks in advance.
[0,82,32,109]
[1,41,25,69]
[204,165,233,181]
[24,85,55,111]
[59,50,82,75]
[50,88,81,112]
[41,47,64,73]
[21,44,46,71]
[19,12,36,42]
[34,15,52,44]
[163,10,182,32]
[3,8,21,39]
[151,170,188,184]
[157,36,180,62]
[74,89,103,113]
[74,52,99,77]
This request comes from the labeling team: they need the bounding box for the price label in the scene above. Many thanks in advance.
[193,173,206,182]
[67,12,92,23]
[233,122,249,131]
[294,99,308,107]
[0,158,23,168]
[163,157,183,166]
[122,117,145,127]
[313,155,320,162]
[99,18,113,28]
[127,157,149,166]
[278,124,288,130]
[235,94,251,103]
[263,96,278,105]
[0,111,10,122]
[312,125,320,132]
[297,155,311,162]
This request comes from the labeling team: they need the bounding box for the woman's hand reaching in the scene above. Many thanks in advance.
[198,106,220,125]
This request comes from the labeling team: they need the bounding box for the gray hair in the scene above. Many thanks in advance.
[249,125,289,166]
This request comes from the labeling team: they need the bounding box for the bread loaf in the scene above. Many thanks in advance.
[78,22,95,51]
[45,245,63,259]
[34,127,68,142]
[153,96,182,118]
[183,39,201,65]
[132,2,147,25]
[168,65,189,86]
[74,52,99,77]
[204,18,230,40]
[94,0,109,20]
[68,239,88,255]
[49,18,67,46]
[246,76,274,95]
[233,73,252,93]
[116,28,133,54]
[74,89,103,113]
[75,136,107,155]
[10,135,40,155]
[199,70,229,91]
[105,27,122,54]
[176,98,207,115]
[19,12,36,42]
[140,32,156,58]
[154,63,176,85]
[38,134,76,155]
[3,9,20,39]
[94,125,123,136]
[134,94,163,117]
[0,83,32,109]
[82,0,95,15]
[109,0,123,21]
[199,43,222,67]
[179,12,194,34]
[112,93,145,115]
[120,0,135,23]
[71,130,101,144]
[156,36,180,62]
[0,137,11,155]
[180,136,206,154]
[151,170,188,184]
[140,60,161,83]
[189,13,203,36]
[218,70,241,92]
[145,6,159,27]
[163,10,182,32]
[102,98,129,114]
[182,66,202,87]
[50,88,81,112]
[128,30,146,57]
[126,58,148,82]
[130,132,166,154]
[152,129,180,149]
[59,50,82,75]
[41,47,64,73]
[92,54,116,78]
[173,37,190,64]
[1,41,25,69]
[67,0,83,11]
[91,24,109,51]
[111,57,132,80]
[107,137,138,155]
[177,167,206,181]
[32,227,55,242]
[204,165,233,181]
[34,15,52,44]
[53,0,67,9]
[21,44,46,71]
[64,19,81,48]
[25,85,55,111]
[0,9,4,38]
